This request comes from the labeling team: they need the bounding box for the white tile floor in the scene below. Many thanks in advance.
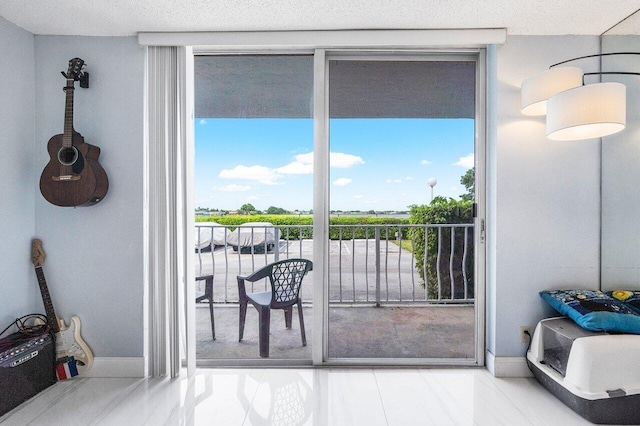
[0,368,596,425]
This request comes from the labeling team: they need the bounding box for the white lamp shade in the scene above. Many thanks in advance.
[521,67,583,116]
[546,82,626,141]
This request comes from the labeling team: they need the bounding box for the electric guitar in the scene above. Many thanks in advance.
[39,57,108,207]
[31,239,93,379]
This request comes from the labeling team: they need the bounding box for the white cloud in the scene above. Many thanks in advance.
[277,151,364,175]
[333,178,352,187]
[292,152,314,165]
[199,119,207,125]
[219,165,282,185]
[387,176,413,183]
[454,153,474,169]
[354,194,364,199]
[330,152,365,168]
[220,151,363,187]
[213,184,251,192]
[276,161,313,175]
[277,152,314,175]
[420,160,432,166]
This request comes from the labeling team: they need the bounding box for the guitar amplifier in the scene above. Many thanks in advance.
[0,331,56,417]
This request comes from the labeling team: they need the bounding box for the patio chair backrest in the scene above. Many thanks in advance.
[269,259,312,308]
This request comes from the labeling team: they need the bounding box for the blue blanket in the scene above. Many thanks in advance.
[540,289,640,334]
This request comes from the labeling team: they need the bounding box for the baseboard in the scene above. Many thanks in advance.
[82,357,145,378]
[485,351,533,378]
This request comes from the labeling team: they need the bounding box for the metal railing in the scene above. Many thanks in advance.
[195,223,474,305]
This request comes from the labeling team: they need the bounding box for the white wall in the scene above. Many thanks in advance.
[601,35,640,289]
[490,35,601,360]
[0,17,36,330]
[2,27,610,371]
[33,36,145,357]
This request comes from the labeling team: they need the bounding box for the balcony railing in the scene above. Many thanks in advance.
[195,223,474,305]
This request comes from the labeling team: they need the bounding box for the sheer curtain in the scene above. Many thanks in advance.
[145,46,195,378]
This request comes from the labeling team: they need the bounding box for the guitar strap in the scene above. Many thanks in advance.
[55,355,78,380]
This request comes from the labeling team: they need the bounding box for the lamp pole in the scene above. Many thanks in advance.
[427,178,437,202]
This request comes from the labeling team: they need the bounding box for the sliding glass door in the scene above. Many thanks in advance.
[191,50,485,366]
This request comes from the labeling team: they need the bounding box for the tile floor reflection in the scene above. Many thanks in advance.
[0,368,593,425]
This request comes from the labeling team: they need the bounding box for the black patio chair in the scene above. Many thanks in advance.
[196,274,215,340]
[237,258,313,358]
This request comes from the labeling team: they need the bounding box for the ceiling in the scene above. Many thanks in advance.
[0,1,639,37]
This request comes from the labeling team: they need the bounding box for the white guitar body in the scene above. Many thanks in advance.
[55,316,93,371]
[34,316,93,372]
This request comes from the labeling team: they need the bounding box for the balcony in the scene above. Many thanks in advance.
[195,223,476,361]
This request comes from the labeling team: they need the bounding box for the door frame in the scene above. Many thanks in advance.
[181,32,492,368]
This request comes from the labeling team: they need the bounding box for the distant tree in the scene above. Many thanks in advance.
[460,167,475,201]
[239,203,255,214]
[266,206,289,215]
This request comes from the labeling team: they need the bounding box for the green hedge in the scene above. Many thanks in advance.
[195,215,410,240]
[196,214,313,227]
[409,197,474,300]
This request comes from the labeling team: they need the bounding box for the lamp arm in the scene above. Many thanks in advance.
[582,71,640,83]
[550,52,640,68]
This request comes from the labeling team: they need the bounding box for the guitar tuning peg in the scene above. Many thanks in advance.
[61,71,68,78]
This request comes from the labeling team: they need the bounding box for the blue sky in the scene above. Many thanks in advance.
[194,118,474,211]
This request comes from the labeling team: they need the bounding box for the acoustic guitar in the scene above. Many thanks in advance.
[39,58,108,207]
[31,239,94,379]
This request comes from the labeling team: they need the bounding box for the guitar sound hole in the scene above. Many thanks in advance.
[57,146,78,166]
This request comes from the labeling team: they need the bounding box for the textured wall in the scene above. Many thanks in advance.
[34,36,145,357]
[490,35,601,357]
[0,17,36,331]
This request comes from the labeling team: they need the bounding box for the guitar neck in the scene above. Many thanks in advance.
[63,78,75,148]
[34,266,60,333]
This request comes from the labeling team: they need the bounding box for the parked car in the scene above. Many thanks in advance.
[195,222,228,251]
[226,222,278,254]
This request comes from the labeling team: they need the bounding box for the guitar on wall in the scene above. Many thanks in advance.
[39,57,108,207]
[31,239,94,380]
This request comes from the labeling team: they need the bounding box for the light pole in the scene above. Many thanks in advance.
[427,177,437,201]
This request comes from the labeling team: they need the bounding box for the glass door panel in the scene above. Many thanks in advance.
[327,58,477,361]
[194,55,314,363]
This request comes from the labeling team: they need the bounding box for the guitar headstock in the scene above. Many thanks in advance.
[32,239,46,267]
[63,58,85,81]
[61,58,89,88]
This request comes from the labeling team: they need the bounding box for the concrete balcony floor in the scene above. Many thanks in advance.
[196,303,475,361]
